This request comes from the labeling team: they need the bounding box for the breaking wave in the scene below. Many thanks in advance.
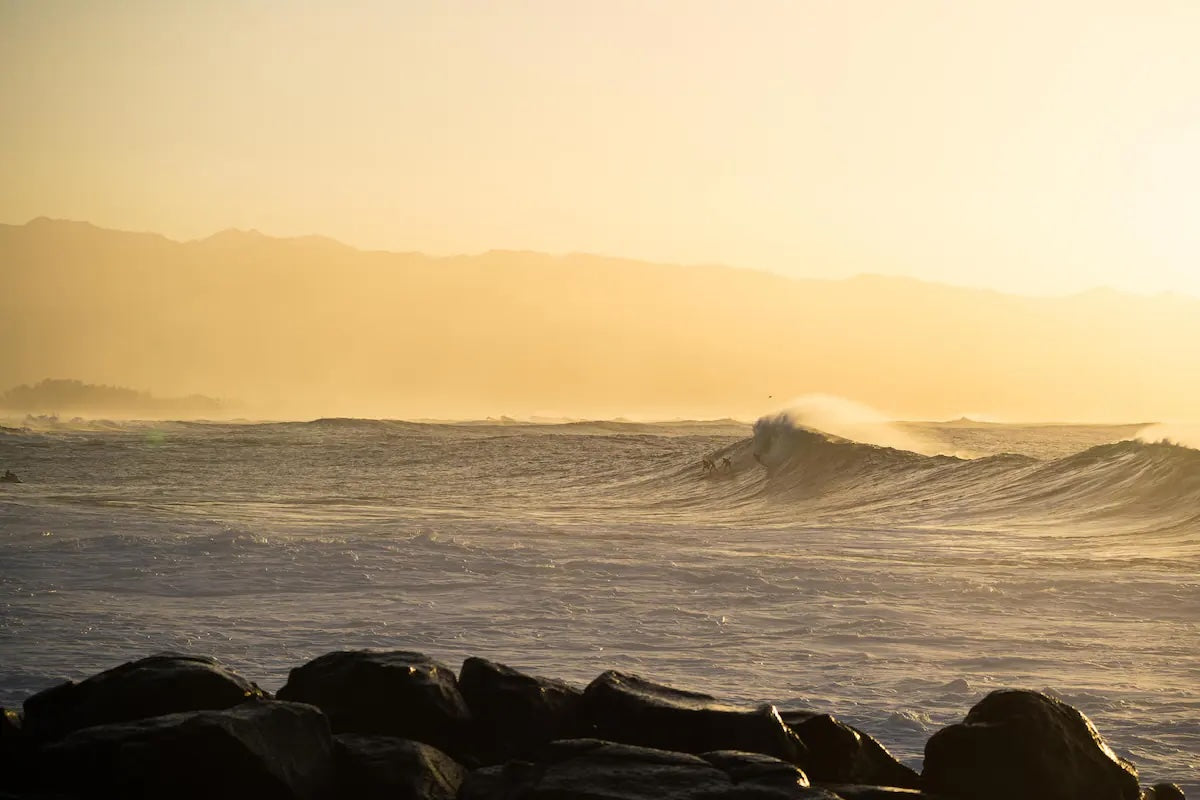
[684,413,1200,532]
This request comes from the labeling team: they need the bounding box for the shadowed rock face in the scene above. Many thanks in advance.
[22,652,266,742]
[333,734,466,800]
[922,689,1140,800]
[3,651,1187,799]
[1,707,30,786]
[33,700,334,800]
[580,671,807,765]
[276,650,471,757]
[458,656,583,763]
[783,712,920,789]
[459,739,827,800]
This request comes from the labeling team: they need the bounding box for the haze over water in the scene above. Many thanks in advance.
[2,1,1198,794]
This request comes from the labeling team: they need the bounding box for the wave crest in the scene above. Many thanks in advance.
[734,413,1200,530]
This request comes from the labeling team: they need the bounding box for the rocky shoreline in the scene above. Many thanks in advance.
[0,651,1185,799]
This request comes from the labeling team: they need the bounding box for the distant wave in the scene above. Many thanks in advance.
[678,413,1200,531]
[4,412,1196,533]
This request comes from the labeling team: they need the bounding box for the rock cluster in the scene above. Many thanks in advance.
[0,650,1183,800]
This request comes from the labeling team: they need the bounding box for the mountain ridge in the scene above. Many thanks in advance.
[2,218,1197,421]
[8,217,1193,303]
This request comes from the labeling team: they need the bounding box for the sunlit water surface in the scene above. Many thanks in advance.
[1,417,1196,790]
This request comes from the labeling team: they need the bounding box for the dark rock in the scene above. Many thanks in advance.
[458,656,582,763]
[1,708,31,791]
[22,652,266,742]
[457,761,541,800]
[32,699,333,800]
[1,707,23,744]
[785,712,919,788]
[276,650,471,756]
[580,671,807,765]
[333,733,465,800]
[822,787,944,799]
[922,689,1140,800]
[702,750,812,790]
[460,738,835,799]
[1142,783,1186,800]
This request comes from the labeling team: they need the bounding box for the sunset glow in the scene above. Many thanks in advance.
[3,1,1199,297]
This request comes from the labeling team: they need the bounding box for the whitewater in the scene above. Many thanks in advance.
[1,415,1197,790]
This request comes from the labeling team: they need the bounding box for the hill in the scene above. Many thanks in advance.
[1,218,1197,421]
[0,378,224,418]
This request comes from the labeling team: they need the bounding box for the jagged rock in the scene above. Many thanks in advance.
[1142,783,1186,800]
[31,699,333,800]
[333,733,465,800]
[458,656,582,763]
[783,712,919,788]
[21,652,266,742]
[922,689,1140,800]
[580,671,806,764]
[276,650,471,756]
[459,738,835,799]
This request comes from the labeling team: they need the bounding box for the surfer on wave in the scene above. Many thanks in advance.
[701,457,733,475]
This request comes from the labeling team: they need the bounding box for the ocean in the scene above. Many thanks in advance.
[1,415,1196,790]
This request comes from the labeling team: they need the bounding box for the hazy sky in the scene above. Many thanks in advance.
[3,0,1199,297]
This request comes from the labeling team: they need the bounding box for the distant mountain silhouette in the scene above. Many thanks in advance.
[0,379,224,417]
[1,218,1197,420]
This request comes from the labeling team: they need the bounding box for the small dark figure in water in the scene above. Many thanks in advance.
[701,458,715,474]
[719,456,732,472]
[1,470,20,484]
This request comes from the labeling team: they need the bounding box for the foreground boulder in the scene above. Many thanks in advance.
[783,712,920,789]
[1141,784,1185,800]
[460,738,830,800]
[276,650,471,757]
[922,689,1140,800]
[33,699,333,800]
[458,656,582,763]
[334,733,466,800]
[22,652,266,742]
[581,671,806,764]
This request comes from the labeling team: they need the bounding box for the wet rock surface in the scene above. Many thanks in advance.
[922,689,1141,800]
[822,788,942,799]
[458,656,582,763]
[334,733,466,800]
[276,650,471,757]
[460,739,829,800]
[783,712,920,789]
[0,652,1185,800]
[33,699,334,800]
[581,670,806,765]
[21,652,266,742]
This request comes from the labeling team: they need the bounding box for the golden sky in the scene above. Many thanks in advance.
[3,1,1199,297]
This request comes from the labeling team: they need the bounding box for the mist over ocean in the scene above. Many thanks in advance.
[1,414,1196,790]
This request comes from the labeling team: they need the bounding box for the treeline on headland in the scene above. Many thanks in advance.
[0,649,1185,799]
[0,379,224,417]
